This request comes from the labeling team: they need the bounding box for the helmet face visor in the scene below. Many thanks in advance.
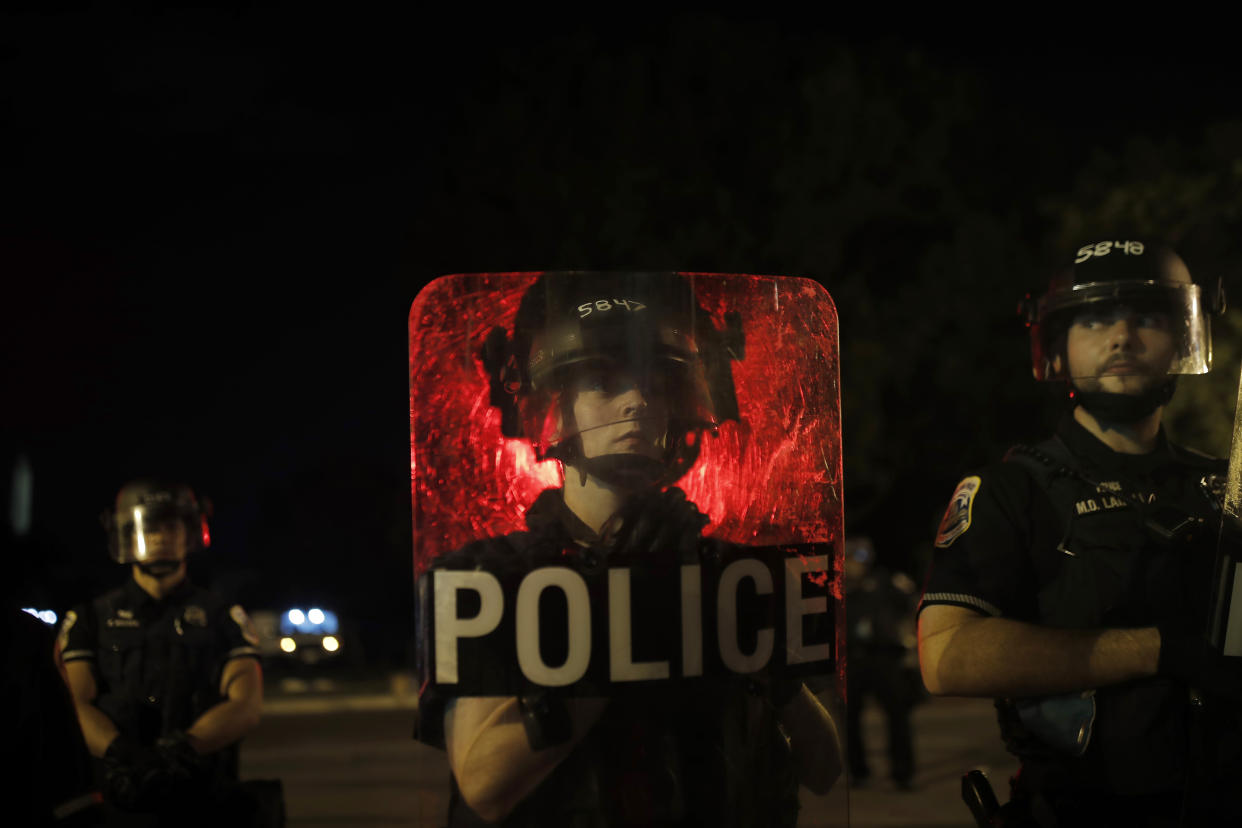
[110,504,190,564]
[1030,281,1211,382]
[519,355,718,459]
[516,278,725,467]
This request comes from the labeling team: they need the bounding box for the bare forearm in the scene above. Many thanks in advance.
[181,657,263,754]
[921,613,1159,697]
[74,702,120,758]
[778,685,843,795]
[448,696,608,823]
[185,696,262,754]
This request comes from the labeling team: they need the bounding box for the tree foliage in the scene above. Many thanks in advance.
[417,27,1242,569]
[418,23,1063,565]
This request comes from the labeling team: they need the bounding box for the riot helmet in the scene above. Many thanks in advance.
[1022,240,1223,421]
[103,479,211,573]
[481,272,743,488]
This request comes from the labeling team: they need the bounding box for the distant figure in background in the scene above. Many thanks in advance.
[845,536,920,790]
[56,479,276,826]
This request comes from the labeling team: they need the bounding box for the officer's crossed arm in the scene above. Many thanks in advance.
[918,604,1160,697]
[183,656,263,755]
[445,695,608,823]
[920,468,1160,697]
[62,658,121,758]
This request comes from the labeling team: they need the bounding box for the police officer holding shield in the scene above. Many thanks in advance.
[918,240,1242,826]
[57,479,269,826]
[417,272,843,826]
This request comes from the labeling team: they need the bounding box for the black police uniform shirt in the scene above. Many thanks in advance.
[58,577,261,747]
[919,415,1231,797]
[418,488,800,828]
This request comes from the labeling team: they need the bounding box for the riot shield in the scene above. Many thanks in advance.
[409,272,846,826]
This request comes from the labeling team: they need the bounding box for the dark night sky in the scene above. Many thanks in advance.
[4,9,1240,663]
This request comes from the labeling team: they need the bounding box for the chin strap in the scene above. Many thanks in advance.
[1071,378,1177,425]
[136,560,183,578]
[578,453,670,489]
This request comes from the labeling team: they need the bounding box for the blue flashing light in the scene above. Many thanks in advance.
[22,608,58,626]
[279,606,339,635]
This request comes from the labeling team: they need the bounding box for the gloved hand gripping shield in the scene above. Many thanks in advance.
[409,272,847,824]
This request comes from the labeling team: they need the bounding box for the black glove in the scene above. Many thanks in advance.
[603,487,709,565]
[1157,626,1242,703]
[103,732,208,811]
[518,690,572,750]
[156,730,208,784]
[598,488,709,683]
[102,737,167,810]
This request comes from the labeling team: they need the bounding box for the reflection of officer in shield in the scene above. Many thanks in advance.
[422,272,843,826]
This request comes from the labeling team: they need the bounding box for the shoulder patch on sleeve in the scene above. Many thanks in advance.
[229,605,261,647]
[57,609,78,654]
[935,476,981,548]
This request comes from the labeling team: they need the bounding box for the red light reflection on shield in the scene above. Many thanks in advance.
[409,273,842,597]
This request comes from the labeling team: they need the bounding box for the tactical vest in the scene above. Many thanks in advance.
[1004,436,1221,631]
[996,435,1222,792]
[91,587,238,779]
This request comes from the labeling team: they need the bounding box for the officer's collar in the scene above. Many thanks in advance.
[123,573,195,608]
[524,488,601,546]
[1056,414,1174,476]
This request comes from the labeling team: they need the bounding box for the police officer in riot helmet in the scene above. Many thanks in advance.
[57,479,272,826]
[918,240,1242,826]
[421,272,842,826]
